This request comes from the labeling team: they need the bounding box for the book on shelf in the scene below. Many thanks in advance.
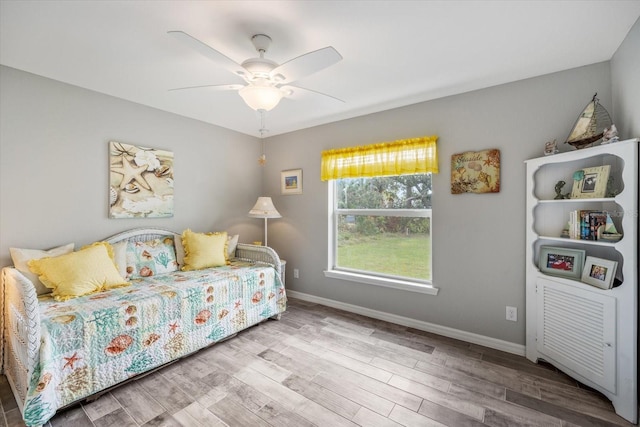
[566,210,618,241]
[589,211,608,240]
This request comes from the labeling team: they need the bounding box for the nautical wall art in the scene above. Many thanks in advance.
[109,141,174,218]
[451,148,500,194]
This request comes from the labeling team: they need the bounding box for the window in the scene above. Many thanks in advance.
[321,136,439,294]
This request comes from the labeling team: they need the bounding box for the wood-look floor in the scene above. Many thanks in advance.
[0,297,635,427]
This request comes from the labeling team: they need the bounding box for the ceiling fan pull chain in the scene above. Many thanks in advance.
[258,110,267,165]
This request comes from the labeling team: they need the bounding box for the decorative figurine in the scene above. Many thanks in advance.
[602,124,619,144]
[606,176,620,198]
[554,180,570,199]
[565,93,613,149]
[544,139,558,156]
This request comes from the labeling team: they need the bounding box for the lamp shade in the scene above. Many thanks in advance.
[248,197,282,218]
[239,81,283,112]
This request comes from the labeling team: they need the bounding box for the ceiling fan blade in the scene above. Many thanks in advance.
[271,47,342,84]
[281,85,345,103]
[169,84,244,92]
[168,30,247,77]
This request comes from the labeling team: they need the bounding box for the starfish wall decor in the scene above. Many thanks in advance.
[111,154,152,191]
[109,141,174,218]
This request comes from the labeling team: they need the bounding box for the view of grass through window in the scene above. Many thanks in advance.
[335,174,432,281]
[338,220,431,280]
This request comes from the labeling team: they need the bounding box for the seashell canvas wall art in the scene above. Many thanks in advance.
[451,148,501,194]
[109,141,174,218]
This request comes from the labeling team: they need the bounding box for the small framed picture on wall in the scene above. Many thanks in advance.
[281,169,303,195]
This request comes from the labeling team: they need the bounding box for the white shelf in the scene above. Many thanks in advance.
[536,198,613,204]
[537,236,619,247]
[525,138,638,424]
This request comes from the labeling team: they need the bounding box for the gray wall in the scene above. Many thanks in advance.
[263,62,613,345]
[1,17,636,347]
[611,17,640,138]
[0,66,265,268]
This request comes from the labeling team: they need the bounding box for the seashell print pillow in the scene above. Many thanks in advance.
[126,237,178,279]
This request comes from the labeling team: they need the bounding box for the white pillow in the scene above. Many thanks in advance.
[111,241,128,278]
[10,243,75,295]
[227,234,239,258]
[174,235,185,267]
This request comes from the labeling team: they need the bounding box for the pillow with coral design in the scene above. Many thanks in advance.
[126,237,178,279]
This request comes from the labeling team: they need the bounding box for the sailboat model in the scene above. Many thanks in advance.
[600,214,622,242]
[565,93,613,149]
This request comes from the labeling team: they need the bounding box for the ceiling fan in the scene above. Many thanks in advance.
[168,31,344,112]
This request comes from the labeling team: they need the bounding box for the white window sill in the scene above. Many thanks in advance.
[323,270,439,295]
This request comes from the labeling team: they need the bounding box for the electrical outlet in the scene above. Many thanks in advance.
[293,268,299,279]
[506,306,518,322]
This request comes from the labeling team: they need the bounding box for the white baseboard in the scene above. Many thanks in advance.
[286,290,525,356]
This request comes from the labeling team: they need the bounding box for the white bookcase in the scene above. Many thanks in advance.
[525,138,638,424]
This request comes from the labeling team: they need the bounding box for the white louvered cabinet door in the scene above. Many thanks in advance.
[536,276,616,392]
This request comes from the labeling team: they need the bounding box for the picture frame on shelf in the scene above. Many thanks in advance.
[570,165,610,199]
[581,256,618,289]
[281,168,303,195]
[538,246,586,280]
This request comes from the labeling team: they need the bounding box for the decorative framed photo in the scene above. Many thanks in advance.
[281,169,303,195]
[538,246,585,280]
[581,256,618,289]
[570,165,610,199]
[451,148,500,194]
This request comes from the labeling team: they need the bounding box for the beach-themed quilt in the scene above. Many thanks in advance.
[22,261,286,426]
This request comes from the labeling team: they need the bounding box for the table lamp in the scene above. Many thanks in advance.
[248,197,281,246]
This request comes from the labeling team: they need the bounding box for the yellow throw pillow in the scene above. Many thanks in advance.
[181,229,228,271]
[28,242,129,301]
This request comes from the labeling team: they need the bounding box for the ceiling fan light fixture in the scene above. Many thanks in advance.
[169,30,343,114]
[239,82,283,111]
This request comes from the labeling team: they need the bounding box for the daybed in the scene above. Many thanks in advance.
[1,228,286,426]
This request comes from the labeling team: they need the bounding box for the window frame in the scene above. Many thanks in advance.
[324,179,439,295]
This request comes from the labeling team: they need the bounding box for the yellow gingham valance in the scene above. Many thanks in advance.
[321,135,438,181]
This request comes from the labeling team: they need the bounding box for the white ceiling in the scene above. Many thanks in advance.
[1,1,639,138]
